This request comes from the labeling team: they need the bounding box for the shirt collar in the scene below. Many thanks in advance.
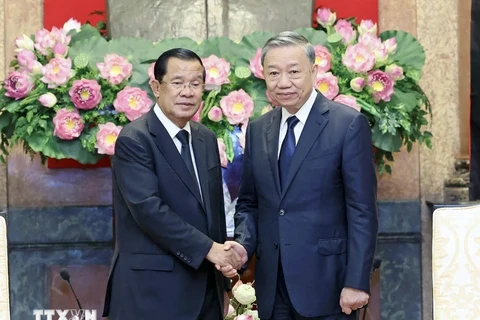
[280,89,317,127]
[153,103,191,139]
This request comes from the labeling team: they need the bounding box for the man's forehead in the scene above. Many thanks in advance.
[166,59,203,76]
[264,47,308,66]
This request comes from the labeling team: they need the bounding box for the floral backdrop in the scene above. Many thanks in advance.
[0,9,431,239]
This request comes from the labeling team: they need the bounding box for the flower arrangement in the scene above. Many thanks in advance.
[0,8,431,174]
[312,7,432,173]
[225,281,258,320]
[0,19,154,164]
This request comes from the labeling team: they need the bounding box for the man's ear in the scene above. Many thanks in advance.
[150,79,160,97]
[311,64,318,81]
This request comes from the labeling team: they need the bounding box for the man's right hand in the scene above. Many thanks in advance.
[218,241,248,278]
[206,242,243,270]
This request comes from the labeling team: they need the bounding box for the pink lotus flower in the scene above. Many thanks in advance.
[220,89,254,125]
[208,106,223,122]
[34,27,71,56]
[316,8,336,27]
[4,71,34,100]
[40,57,75,88]
[15,34,34,52]
[315,72,339,100]
[95,122,123,155]
[148,62,156,85]
[358,33,383,52]
[249,48,264,79]
[313,45,331,73]
[113,86,153,121]
[368,70,395,103]
[202,54,230,89]
[358,20,378,36]
[26,60,43,75]
[53,108,84,140]
[191,101,203,122]
[385,64,404,81]
[342,43,375,73]
[334,94,360,112]
[335,19,357,44]
[50,26,71,46]
[38,92,57,108]
[373,45,388,65]
[34,29,56,55]
[53,42,68,58]
[350,77,366,92]
[97,53,133,85]
[69,79,103,110]
[217,139,229,168]
[261,105,273,115]
[17,50,36,68]
[383,37,397,54]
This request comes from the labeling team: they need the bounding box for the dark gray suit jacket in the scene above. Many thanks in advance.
[103,108,228,320]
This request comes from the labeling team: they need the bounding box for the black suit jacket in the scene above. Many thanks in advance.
[234,92,378,319]
[103,108,228,320]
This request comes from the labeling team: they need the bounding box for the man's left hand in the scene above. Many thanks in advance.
[340,287,369,315]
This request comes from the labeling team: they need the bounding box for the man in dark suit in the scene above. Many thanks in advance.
[102,48,246,320]
[222,32,378,319]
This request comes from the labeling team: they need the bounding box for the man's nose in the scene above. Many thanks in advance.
[179,84,194,96]
[277,73,292,87]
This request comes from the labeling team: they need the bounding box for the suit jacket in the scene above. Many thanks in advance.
[234,92,378,319]
[103,109,228,320]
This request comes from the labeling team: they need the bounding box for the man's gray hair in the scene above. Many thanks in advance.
[261,31,316,66]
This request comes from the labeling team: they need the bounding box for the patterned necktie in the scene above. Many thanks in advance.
[176,130,197,182]
[278,116,299,190]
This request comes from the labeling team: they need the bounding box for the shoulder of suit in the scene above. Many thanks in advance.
[118,114,149,140]
[190,121,217,139]
[323,99,366,122]
[249,107,278,127]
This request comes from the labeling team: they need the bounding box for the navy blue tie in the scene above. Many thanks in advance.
[278,116,299,190]
[176,130,197,182]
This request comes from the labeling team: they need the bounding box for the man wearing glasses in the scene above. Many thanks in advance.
[102,48,246,320]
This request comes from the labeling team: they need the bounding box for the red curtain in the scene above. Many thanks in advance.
[44,0,106,30]
[312,0,379,27]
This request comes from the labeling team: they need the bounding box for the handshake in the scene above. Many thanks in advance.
[206,241,248,278]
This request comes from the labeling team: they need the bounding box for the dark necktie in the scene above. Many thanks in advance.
[176,130,197,183]
[278,116,299,190]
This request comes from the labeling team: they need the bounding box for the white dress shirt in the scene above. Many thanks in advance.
[278,89,318,158]
[153,104,202,197]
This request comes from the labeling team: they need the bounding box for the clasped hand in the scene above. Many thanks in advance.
[206,241,248,278]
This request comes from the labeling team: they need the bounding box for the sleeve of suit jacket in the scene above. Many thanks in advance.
[207,133,232,292]
[234,124,259,260]
[112,134,213,270]
[341,114,379,292]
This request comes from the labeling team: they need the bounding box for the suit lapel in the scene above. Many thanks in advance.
[147,110,204,208]
[190,122,211,226]
[266,108,282,197]
[280,94,330,200]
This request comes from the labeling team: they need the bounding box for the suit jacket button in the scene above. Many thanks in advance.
[176,251,181,256]
[184,256,188,261]
[180,253,184,258]
[279,210,285,216]
[274,243,279,249]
